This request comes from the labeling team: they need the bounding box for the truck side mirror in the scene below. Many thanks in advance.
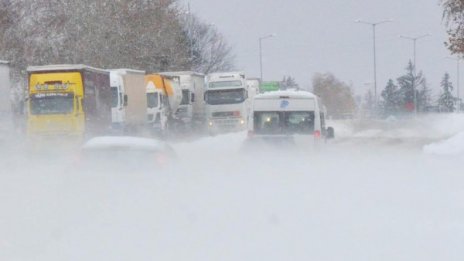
[124,94,128,106]
[191,93,195,103]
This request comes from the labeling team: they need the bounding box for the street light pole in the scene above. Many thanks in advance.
[259,34,275,81]
[356,19,392,105]
[400,34,430,115]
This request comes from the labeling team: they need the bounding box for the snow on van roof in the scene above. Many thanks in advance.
[255,90,318,99]
[0,60,9,64]
[27,64,109,73]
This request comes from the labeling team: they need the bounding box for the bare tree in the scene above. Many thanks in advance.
[0,0,235,88]
[182,15,235,73]
[312,73,357,118]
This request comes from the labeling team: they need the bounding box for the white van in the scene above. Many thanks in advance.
[247,90,334,146]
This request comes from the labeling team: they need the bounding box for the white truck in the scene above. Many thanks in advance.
[110,69,147,134]
[246,78,261,100]
[204,72,249,134]
[160,71,206,129]
[0,61,11,122]
[145,74,183,136]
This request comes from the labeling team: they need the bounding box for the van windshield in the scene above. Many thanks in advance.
[205,88,246,105]
[30,93,74,115]
[254,111,315,134]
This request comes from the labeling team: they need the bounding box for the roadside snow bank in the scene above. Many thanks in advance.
[423,131,464,156]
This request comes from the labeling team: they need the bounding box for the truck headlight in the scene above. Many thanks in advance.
[240,119,245,125]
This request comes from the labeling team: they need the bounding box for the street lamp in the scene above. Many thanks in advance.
[446,56,461,111]
[356,19,392,105]
[400,33,430,114]
[259,33,276,81]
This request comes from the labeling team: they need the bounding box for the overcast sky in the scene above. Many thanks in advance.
[182,0,456,98]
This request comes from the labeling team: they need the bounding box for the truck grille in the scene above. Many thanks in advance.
[211,118,244,130]
[212,111,235,117]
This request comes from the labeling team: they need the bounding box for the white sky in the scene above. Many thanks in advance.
[181,0,458,99]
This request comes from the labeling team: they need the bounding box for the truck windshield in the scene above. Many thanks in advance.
[111,87,119,108]
[254,111,315,134]
[30,94,74,115]
[205,89,246,105]
[147,93,159,108]
[208,80,242,88]
[181,90,190,105]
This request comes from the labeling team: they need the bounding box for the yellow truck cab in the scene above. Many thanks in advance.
[27,65,111,142]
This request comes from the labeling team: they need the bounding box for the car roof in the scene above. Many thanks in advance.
[82,136,165,150]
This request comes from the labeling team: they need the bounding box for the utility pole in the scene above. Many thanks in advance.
[356,19,392,106]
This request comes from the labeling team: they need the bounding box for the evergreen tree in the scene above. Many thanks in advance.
[397,61,425,112]
[381,79,400,114]
[417,79,432,112]
[281,76,299,90]
[438,72,456,112]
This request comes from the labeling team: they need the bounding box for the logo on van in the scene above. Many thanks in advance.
[280,100,289,109]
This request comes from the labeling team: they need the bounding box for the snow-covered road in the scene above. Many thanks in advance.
[1,114,464,261]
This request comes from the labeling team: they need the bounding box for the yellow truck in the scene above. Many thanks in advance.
[27,65,111,141]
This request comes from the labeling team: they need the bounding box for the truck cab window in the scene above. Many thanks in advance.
[147,93,159,108]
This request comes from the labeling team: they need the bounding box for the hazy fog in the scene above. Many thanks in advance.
[1,115,464,260]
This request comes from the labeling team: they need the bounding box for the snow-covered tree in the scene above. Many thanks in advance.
[182,15,234,73]
[397,61,426,113]
[381,79,400,114]
[438,72,457,112]
[280,76,299,90]
[0,0,235,86]
[417,78,432,112]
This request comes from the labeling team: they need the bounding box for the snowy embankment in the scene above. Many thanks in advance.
[423,131,464,155]
[329,113,464,151]
[1,115,464,260]
[419,113,464,156]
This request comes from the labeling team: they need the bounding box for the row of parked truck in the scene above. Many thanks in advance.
[24,64,260,141]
